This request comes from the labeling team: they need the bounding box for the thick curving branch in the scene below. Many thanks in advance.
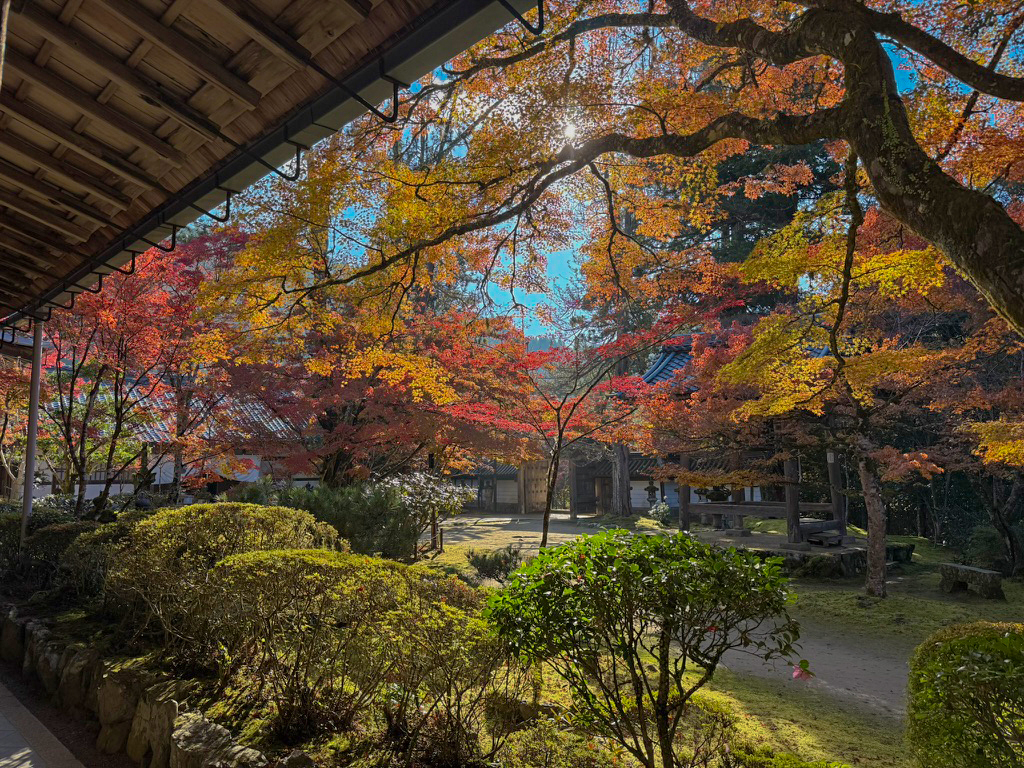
[445,12,675,78]
[332,108,843,288]
[662,0,1024,334]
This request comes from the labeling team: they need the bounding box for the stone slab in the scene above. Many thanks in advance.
[0,680,83,768]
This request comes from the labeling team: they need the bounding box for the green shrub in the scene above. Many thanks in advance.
[277,475,473,561]
[0,504,77,574]
[55,508,153,600]
[33,494,78,519]
[966,525,1024,574]
[908,621,1024,767]
[379,571,529,765]
[0,513,20,573]
[487,530,800,768]
[214,549,401,740]
[24,521,101,582]
[724,746,848,767]
[283,484,419,560]
[467,544,523,584]
[107,503,340,659]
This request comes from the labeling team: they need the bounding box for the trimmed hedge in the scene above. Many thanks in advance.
[106,503,343,658]
[908,621,1024,767]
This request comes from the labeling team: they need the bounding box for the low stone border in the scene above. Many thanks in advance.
[0,607,278,768]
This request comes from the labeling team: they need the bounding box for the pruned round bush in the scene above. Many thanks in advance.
[213,548,402,739]
[1,504,78,574]
[908,621,1024,768]
[378,570,529,765]
[107,503,342,657]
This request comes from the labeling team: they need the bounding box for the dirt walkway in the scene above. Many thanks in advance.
[721,620,915,717]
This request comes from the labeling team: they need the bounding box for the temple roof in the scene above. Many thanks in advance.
[642,343,693,385]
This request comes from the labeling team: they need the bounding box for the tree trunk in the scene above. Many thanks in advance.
[541,451,560,549]
[857,456,888,598]
[986,475,1024,576]
[677,454,691,532]
[610,443,632,518]
[11,455,24,504]
[172,447,184,503]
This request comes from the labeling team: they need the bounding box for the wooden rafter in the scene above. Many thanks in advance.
[0,130,132,209]
[0,188,93,240]
[0,211,81,253]
[15,3,222,142]
[5,47,187,163]
[0,231,62,268]
[0,92,162,189]
[0,0,483,327]
[0,156,111,226]
[338,0,372,19]
[208,0,313,70]
[96,0,262,109]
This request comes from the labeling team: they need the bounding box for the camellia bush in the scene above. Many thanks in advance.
[908,621,1024,767]
[487,530,801,768]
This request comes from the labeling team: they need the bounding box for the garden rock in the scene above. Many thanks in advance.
[0,611,24,662]
[36,640,66,694]
[57,646,101,714]
[170,713,268,768]
[277,751,315,768]
[126,682,180,768]
[97,668,143,753]
[21,621,51,677]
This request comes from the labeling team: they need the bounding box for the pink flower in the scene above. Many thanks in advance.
[792,666,813,681]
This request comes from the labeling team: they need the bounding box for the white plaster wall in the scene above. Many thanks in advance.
[496,479,518,504]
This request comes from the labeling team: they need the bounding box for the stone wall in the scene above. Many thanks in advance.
[0,607,274,768]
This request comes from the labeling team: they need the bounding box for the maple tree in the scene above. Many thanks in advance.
[491,330,664,548]
[189,0,1024,581]
[208,0,1024,341]
[217,300,533,487]
[42,242,235,517]
[0,359,29,501]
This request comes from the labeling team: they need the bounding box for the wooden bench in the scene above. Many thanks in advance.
[939,563,1006,600]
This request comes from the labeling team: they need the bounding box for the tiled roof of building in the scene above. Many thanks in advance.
[642,343,693,385]
[452,462,519,479]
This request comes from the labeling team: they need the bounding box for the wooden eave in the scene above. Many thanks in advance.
[0,0,533,328]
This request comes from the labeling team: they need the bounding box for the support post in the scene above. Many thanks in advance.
[18,321,43,555]
[827,450,848,537]
[677,454,691,531]
[568,459,578,522]
[784,456,801,544]
[0,0,11,93]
